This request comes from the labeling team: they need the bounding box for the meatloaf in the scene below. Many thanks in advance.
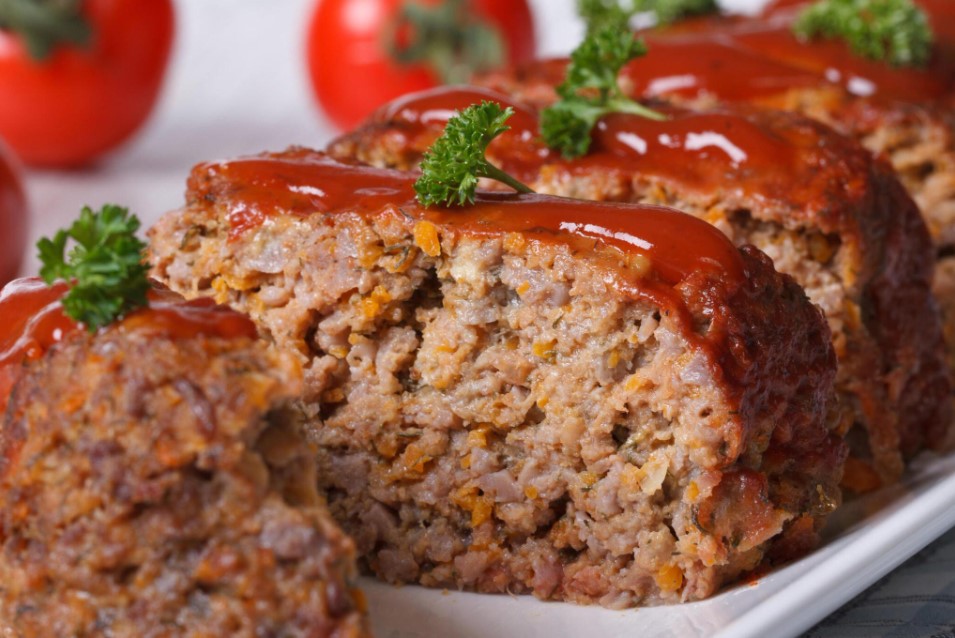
[755,0,955,392]
[148,149,844,606]
[327,86,952,491]
[0,279,369,638]
[476,1,955,399]
[475,4,955,250]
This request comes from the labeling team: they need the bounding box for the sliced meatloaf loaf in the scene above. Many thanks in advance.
[757,0,955,388]
[475,7,955,252]
[0,279,369,638]
[327,86,952,491]
[148,149,843,606]
[476,4,955,380]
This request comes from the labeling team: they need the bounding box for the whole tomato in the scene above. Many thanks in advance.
[307,0,536,131]
[0,141,27,287]
[0,0,174,167]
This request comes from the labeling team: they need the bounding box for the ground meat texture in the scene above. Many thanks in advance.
[0,326,369,637]
[328,87,952,491]
[147,150,843,606]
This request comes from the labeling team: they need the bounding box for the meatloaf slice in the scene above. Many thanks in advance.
[327,86,952,491]
[148,150,843,606]
[0,281,369,638]
[752,0,955,395]
[474,12,955,253]
[476,8,955,374]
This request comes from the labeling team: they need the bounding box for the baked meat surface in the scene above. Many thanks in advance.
[149,150,844,607]
[0,302,369,638]
[328,88,952,490]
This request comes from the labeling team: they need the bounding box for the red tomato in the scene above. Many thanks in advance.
[0,0,174,167]
[307,0,536,131]
[0,141,27,287]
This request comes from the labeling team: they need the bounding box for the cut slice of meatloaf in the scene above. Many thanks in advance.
[148,149,844,607]
[475,10,955,253]
[0,280,369,638]
[327,86,952,491]
[752,0,955,394]
[476,8,955,386]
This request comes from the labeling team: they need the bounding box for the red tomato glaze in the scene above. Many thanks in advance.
[0,278,257,413]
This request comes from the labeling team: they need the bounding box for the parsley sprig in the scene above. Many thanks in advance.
[540,24,665,159]
[793,0,933,67]
[577,0,718,33]
[414,101,534,207]
[37,204,150,331]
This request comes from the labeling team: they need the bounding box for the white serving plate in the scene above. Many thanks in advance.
[363,451,955,638]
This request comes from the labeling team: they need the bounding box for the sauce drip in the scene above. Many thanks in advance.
[194,150,744,293]
[0,278,258,414]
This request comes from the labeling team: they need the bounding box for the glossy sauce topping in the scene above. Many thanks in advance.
[621,36,828,101]
[725,19,954,101]
[361,88,839,218]
[586,109,799,187]
[620,9,954,103]
[194,150,745,290]
[0,278,258,413]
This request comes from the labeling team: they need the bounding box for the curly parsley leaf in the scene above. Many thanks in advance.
[37,204,150,331]
[793,0,933,67]
[577,0,718,33]
[540,24,665,159]
[414,101,534,207]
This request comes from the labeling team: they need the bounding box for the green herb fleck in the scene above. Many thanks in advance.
[793,0,933,67]
[540,23,665,159]
[414,101,534,208]
[37,204,150,331]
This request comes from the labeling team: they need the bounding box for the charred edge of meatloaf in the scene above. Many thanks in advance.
[147,206,842,607]
[328,101,952,490]
[0,330,369,638]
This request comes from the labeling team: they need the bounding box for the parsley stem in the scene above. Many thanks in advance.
[482,163,534,194]
[610,98,668,121]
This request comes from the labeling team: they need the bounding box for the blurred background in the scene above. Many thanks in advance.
[16,0,763,276]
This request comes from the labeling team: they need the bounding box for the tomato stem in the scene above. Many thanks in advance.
[0,0,90,61]
[384,0,506,84]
